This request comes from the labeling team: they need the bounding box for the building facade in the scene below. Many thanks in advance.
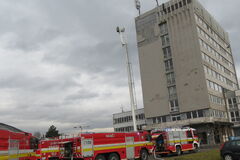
[225,90,240,136]
[135,0,239,144]
[113,108,146,132]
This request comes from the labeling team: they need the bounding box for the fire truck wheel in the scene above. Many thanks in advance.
[140,149,148,160]
[108,153,119,160]
[176,146,182,156]
[193,144,199,153]
[96,154,106,160]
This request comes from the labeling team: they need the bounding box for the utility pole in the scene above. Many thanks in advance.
[116,27,137,132]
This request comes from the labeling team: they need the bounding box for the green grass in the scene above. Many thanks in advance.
[164,149,221,160]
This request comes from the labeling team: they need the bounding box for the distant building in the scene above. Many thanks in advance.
[135,0,239,144]
[225,90,240,136]
[113,108,146,132]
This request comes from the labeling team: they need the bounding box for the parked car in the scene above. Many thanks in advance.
[220,140,240,160]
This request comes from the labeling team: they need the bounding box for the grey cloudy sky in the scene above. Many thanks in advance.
[0,0,239,134]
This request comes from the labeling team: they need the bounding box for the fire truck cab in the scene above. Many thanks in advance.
[151,128,199,156]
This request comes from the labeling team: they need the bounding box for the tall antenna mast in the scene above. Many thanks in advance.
[135,0,141,15]
[116,27,138,132]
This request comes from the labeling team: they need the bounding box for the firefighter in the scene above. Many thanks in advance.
[156,134,164,151]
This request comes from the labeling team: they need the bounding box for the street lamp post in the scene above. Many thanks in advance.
[74,125,89,137]
[116,27,137,132]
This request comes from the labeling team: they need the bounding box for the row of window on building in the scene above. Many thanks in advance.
[161,34,170,46]
[210,109,228,119]
[231,111,240,122]
[114,125,145,132]
[206,79,223,93]
[164,59,173,71]
[204,65,235,89]
[228,97,239,109]
[160,22,179,113]
[166,72,175,85]
[195,14,231,58]
[209,94,225,106]
[113,114,145,124]
[201,50,232,77]
[163,46,172,59]
[159,22,168,35]
[169,99,179,112]
[201,52,237,89]
[151,109,227,124]
[197,27,233,68]
[158,0,192,16]
[227,97,240,123]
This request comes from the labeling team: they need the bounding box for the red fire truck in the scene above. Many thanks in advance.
[151,128,199,157]
[0,123,38,160]
[38,131,154,160]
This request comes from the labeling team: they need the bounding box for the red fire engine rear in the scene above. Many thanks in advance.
[151,128,199,157]
[39,131,153,160]
[0,123,38,160]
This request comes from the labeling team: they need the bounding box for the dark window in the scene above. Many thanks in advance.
[153,118,156,124]
[225,142,230,147]
[228,99,232,105]
[177,116,181,120]
[183,0,186,5]
[175,3,178,9]
[162,3,166,13]
[171,5,174,11]
[165,59,173,71]
[233,98,237,104]
[187,0,192,4]
[187,112,192,119]
[179,2,182,7]
[198,110,204,117]
[163,47,172,59]
[236,111,239,118]
[159,23,168,34]
[231,112,235,118]
[187,131,192,138]
[172,117,176,121]
[192,111,197,118]
[230,141,236,146]
[170,101,174,107]
[162,116,166,122]
[168,7,171,13]
[175,100,179,106]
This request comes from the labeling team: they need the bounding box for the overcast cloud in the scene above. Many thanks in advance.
[0,0,239,135]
